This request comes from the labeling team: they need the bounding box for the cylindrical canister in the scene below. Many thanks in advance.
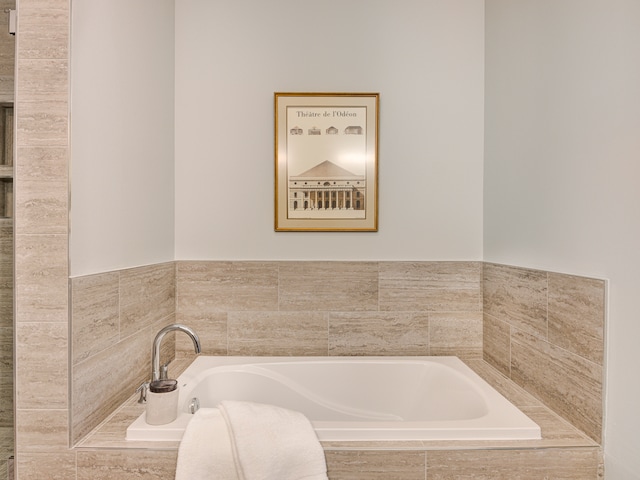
[145,379,179,425]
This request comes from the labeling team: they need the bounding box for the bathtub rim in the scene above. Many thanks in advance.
[126,355,541,442]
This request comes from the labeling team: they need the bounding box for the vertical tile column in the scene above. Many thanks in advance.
[13,0,73,478]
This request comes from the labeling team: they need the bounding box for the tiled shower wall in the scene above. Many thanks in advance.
[483,262,605,443]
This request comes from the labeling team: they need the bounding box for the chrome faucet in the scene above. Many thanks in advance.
[151,324,201,382]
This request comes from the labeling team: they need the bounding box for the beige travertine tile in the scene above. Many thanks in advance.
[279,261,378,311]
[14,0,70,469]
[71,254,177,445]
[15,409,68,452]
[71,271,119,365]
[229,311,328,356]
[72,326,150,444]
[483,263,548,338]
[0,373,13,427]
[0,424,12,454]
[511,329,602,443]
[520,406,596,445]
[0,78,13,101]
[120,263,175,338]
[329,312,428,356]
[0,220,12,318]
[16,59,68,102]
[379,262,481,312]
[16,0,69,27]
[321,440,426,451]
[16,21,68,60]
[77,449,178,480]
[15,146,68,234]
[463,358,542,408]
[429,311,482,356]
[325,450,425,480]
[482,313,511,377]
[14,233,68,322]
[176,311,227,356]
[79,404,180,450]
[77,358,191,450]
[17,451,77,480]
[15,322,67,409]
[0,326,11,372]
[177,261,279,312]
[548,273,605,365]
[426,447,600,479]
[0,3,15,101]
[80,353,598,460]
[16,100,68,147]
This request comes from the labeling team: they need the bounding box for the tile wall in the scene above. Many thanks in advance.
[70,263,176,444]
[0,220,12,478]
[13,0,71,478]
[69,260,484,445]
[70,260,606,452]
[174,261,483,358]
[71,447,601,480]
[483,262,605,443]
[0,1,15,476]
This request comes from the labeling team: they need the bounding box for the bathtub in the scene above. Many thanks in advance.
[126,356,541,442]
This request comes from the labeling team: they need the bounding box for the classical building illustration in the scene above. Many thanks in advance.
[288,160,365,212]
[344,125,363,135]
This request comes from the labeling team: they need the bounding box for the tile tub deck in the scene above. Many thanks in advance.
[76,358,602,479]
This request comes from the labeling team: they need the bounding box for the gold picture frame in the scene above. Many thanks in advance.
[274,92,379,231]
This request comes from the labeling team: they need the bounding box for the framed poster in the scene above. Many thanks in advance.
[274,92,379,231]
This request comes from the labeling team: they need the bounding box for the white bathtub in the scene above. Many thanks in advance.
[126,356,541,442]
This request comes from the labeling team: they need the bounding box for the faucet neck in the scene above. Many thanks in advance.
[151,324,201,382]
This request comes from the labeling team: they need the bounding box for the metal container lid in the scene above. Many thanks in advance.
[149,379,178,393]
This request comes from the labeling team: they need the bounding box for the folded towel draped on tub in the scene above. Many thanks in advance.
[175,401,328,480]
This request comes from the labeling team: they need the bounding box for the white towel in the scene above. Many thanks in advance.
[219,401,328,480]
[175,408,240,480]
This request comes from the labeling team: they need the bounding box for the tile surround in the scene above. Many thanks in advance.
[174,261,483,359]
[426,448,600,479]
[71,271,119,365]
[70,260,485,452]
[483,263,548,338]
[228,311,328,356]
[379,261,482,312]
[483,262,605,443]
[278,261,378,312]
[548,272,605,364]
[71,259,605,462]
[65,262,605,478]
[325,450,426,480]
[77,356,601,479]
[328,312,429,356]
[70,263,176,445]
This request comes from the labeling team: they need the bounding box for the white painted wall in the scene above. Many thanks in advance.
[174,0,485,261]
[484,1,640,477]
[70,0,176,276]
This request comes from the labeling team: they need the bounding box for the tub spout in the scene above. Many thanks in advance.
[151,324,201,382]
